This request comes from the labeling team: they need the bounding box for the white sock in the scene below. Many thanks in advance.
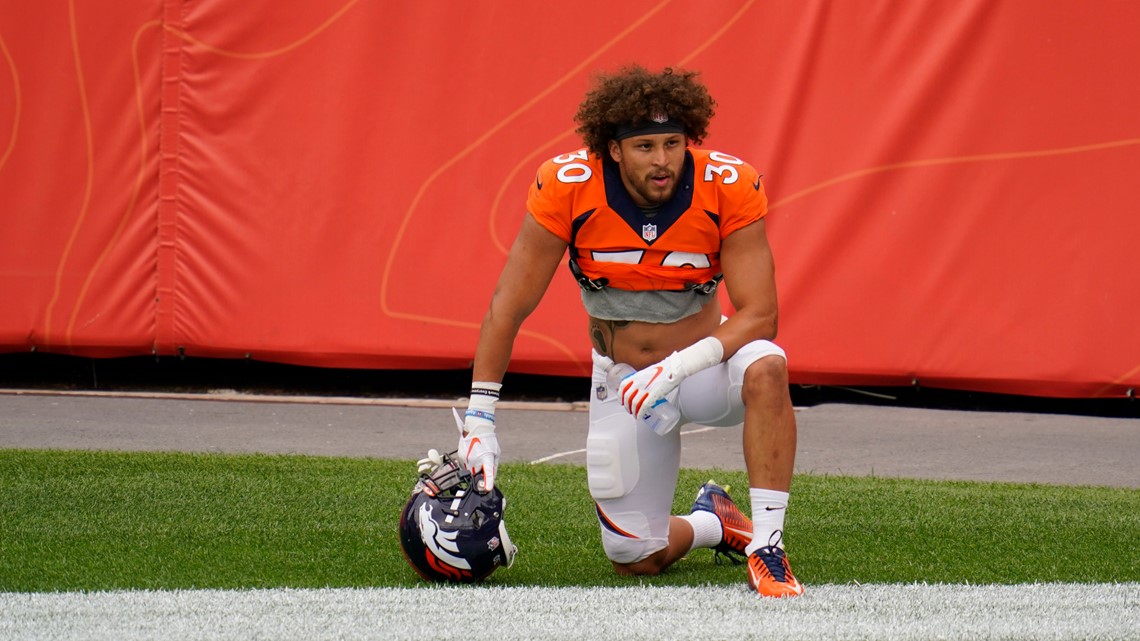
[745,488,789,555]
[678,511,722,552]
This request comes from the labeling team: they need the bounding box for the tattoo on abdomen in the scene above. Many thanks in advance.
[589,319,629,357]
[590,323,610,356]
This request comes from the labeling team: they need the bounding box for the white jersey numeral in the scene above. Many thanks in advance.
[592,249,712,268]
[704,163,738,185]
[591,250,644,264]
[553,149,592,184]
[704,152,743,185]
[661,251,712,269]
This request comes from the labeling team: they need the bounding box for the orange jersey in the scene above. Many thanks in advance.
[527,148,768,291]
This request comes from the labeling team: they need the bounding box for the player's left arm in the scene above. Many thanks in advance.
[710,218,779,359]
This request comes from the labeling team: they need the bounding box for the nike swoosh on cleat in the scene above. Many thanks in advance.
[782,578,805,596]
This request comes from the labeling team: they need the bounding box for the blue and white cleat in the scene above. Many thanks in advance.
[691,480,753,563]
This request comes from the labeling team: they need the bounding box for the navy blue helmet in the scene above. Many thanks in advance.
[398,451,517,583]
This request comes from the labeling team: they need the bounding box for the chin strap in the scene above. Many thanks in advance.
[498,497,518,569]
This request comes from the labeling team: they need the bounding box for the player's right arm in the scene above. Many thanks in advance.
[471,213,568,383]
[460,214,566,490]
[461,157,574,490]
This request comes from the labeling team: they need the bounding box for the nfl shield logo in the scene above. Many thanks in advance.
[642,224,658,241]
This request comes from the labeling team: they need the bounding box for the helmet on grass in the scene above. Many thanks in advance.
[398,451,517,583]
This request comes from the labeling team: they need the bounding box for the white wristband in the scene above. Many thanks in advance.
[465,381,501,428]
[674,336,724,377]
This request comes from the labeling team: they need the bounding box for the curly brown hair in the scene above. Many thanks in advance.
[574,65,716,156]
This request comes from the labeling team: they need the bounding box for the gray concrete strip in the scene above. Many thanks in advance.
[0,392,1137,488]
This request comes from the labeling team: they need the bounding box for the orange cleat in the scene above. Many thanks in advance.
[747,545,804,597]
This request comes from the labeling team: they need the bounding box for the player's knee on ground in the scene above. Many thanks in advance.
[610,548,670,576]
[598,526,669,569]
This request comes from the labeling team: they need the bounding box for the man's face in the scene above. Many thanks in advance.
[608,133,687,207]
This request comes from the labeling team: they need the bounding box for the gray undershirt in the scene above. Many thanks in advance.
[581,287,714,323]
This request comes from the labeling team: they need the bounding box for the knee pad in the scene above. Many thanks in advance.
[588,423,671,564]
[729,341,788,394]
[730,339,787,375]
[586,414,639,500]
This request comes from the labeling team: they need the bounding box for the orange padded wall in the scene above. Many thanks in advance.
[1,0,1138,397]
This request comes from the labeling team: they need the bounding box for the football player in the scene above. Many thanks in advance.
[459,65,803,597]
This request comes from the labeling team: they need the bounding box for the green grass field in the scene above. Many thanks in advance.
[1,449,1137,592]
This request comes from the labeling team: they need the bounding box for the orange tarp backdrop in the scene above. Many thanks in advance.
[2,1,1138,397]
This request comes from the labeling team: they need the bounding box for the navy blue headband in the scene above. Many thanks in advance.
[613,114,686,141]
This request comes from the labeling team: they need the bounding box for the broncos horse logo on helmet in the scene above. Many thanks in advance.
[398,450,517,583]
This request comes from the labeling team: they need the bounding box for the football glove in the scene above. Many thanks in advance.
[618,337,724,416]
[459,421,499,493]
[455,381,502,492]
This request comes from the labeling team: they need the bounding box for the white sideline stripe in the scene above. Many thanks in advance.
[531,448,585,464]
[1,583,1136,641]
[530,426,719,464]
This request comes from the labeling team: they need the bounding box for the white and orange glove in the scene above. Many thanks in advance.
[617,337,724,416]
[456,382,502,492]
